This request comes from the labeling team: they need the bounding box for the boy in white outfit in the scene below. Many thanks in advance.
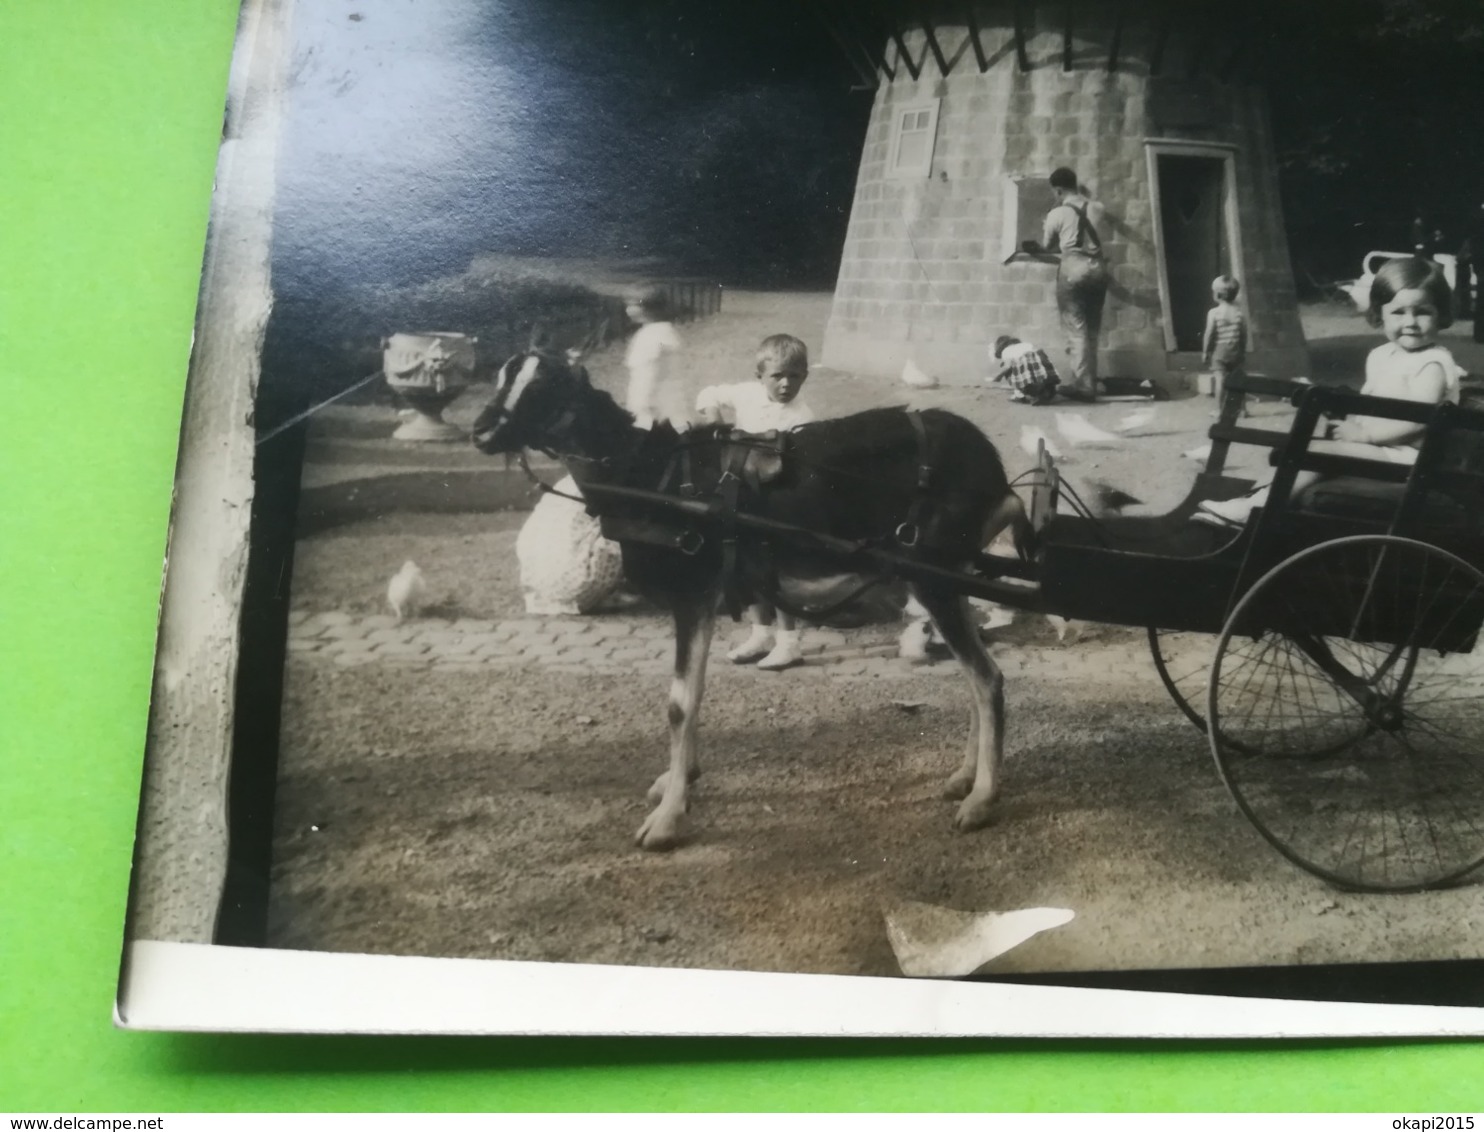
[695,334,816,670]
[624,285,689,430]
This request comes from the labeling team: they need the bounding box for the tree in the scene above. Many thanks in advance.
[1255,0,1484,284]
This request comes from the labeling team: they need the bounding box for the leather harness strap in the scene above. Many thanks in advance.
[715,439,753,620]
[677,441,696,496]
[580,412,946,623]
[749,412,937,621]
[711,413,941,620]
[653,430,698,498]
[898,410,936,551]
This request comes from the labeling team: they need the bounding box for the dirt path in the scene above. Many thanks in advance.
[267,292,1484,979]
[270,629,1484,977]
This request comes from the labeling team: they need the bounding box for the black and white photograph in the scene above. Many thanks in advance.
[120,0,1484,1033]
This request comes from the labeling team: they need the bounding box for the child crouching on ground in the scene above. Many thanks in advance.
[695,333,816,670]
[989,335,1062,404]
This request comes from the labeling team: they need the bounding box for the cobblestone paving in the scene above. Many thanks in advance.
[287,610,1158,683]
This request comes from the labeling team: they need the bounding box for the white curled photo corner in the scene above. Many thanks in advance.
[885,904,1077,978]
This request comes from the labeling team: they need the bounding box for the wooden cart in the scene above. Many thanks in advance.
[583,372,1484,891]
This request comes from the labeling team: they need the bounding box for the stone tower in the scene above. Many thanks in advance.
[820,1,1309,387]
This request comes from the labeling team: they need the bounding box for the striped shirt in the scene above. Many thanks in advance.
[1203,304,1247,367]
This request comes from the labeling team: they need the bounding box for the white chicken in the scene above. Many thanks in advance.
[1045,614,1083,643]
[1054,411,1123,447]
[901,358,938,389]
[1115,407,1158,433]
[1020,425,1063,460]
[387,560,427,623]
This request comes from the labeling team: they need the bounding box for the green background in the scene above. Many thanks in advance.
[3,0,1482,1112]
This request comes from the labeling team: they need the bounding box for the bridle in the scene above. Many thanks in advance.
[476,352,584,456]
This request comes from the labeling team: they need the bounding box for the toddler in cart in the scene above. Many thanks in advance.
[1197,257,1463,527]
[695,334,818,670]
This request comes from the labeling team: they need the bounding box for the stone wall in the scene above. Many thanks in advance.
[822,6,1309,386]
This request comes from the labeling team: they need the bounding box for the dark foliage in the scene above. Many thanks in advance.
[1256,0,1484,286]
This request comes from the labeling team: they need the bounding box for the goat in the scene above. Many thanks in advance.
[472,348,1031,851]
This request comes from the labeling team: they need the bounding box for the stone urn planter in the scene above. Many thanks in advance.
[382,331,476,441]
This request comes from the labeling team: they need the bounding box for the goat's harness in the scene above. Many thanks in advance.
[520,410,950,622]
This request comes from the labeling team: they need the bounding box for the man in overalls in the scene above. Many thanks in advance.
[1026,167,1108,402]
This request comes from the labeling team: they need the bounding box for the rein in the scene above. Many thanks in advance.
[511,425,953,623]
[511,429,897,618]
[515,451,587,504]
[519,442,1110,564]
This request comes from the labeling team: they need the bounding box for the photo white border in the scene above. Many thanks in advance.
[119,941,1484,1037]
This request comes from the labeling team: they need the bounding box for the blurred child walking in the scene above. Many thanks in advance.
[624,285,690,430]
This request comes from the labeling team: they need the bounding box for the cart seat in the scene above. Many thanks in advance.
[1290,477,1473,532]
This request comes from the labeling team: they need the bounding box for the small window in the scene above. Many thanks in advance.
[887,100,939,180]
[1000,175,1059,262]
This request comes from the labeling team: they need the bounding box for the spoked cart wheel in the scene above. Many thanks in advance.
[1150,627,1217,736]
[1208,535,1484,891]
[1152,624,1361,759]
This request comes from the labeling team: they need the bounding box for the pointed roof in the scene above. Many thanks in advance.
[807,0,1256,88]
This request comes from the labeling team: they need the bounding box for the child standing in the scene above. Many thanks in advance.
[624,285,690,430]
[1202,275,1249,416]
[1197,257,1462,526]
[695,334,817,670]
[989,335,1062,404]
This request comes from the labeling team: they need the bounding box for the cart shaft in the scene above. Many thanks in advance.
[579,480,1047,612]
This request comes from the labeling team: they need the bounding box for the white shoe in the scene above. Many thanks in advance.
[1194,495,1256,526]
[727,627,773,664]
[1191,509,1235,527]
[756,631,804,671]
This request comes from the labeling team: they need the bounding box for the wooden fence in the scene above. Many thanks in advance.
[474,279,724,374]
